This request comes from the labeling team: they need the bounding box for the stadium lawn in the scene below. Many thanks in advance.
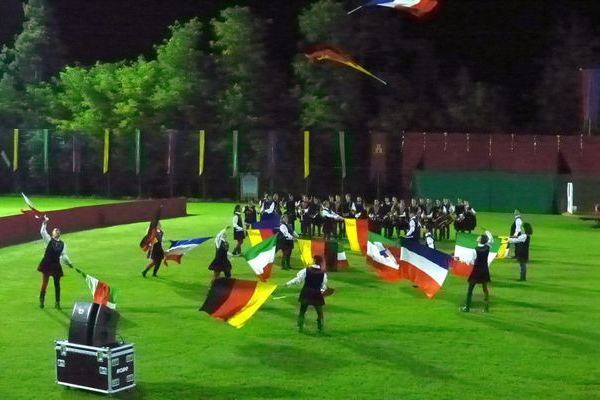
[0,195,118,217]
[0,200,599,400]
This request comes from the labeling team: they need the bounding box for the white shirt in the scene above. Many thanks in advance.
[425,235,435,249]
[321,207,342,220]
[261,201,275,214]
[508,233,527,244]
[286,265,328,292]
[215,229,227,248]
[406,218,417,237]
[41,222,72,265]
[513,216,523,236]
[232,214,244,232]
[279,223,297,240]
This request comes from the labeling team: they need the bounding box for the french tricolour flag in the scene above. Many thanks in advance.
[400,238,451,298]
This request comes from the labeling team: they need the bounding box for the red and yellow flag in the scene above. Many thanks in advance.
[305,47,387,85]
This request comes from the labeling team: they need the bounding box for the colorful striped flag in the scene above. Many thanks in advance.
[344,218,368,254]
[304,130,310,178]
[85,274,117,309]
[244,235,278,281]
[164,237,211,266]
[135,128,141,176]
[139,207,161,252]
[20,193,44,219]
[43,129,49,174]
[306,47,387,85]
[400,238,451,298]
[366,232,402,281]
[200,278,277,328]
[13,128,19,171]
[103,128,110,174]
[349,0,439,17]
[298,239,349,271]
[198,130,205,176]
[248,229,275,247]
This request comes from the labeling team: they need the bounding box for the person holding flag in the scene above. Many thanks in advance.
[38,216,72,309]
[321,200,343,240]
[508,222,533,281]
[232,205,245,256]
[142,223,165,277]
[286,255,328,333]
[461,231,493,313]
[209,227,233,282]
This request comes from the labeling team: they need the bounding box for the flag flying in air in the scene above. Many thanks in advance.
[200,278,277,329]
[86,274,117,309]
[400,238,451,298]
[21,193,44,219]
[452,232,508,277]
[139,206,162,252]
[298,239,349,270]
[345,218,369,254]
[366,232,402,281]
[163,237,211,266]
[248,229,275,247]
[305,46,387,85]
[348,0,439,17]
[244,235,278,281]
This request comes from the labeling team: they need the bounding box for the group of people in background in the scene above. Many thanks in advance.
[240,193,478,243]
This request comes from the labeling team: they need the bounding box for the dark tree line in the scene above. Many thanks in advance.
[0,0,599,197]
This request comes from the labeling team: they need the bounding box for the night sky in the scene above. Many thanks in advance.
[2,0,600,125]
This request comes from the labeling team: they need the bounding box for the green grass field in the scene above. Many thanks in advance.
[0,199,599,399]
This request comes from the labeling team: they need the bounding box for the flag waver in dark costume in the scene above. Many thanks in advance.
[38,216,71,309]
[140,206,165,277]
[200,278,277,328]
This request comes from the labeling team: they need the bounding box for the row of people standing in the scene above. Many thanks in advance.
[241,194,476,242]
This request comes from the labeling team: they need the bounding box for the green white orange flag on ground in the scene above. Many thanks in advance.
[200,278,277,329]
[366,232,402,281]
[452,232,509,277]
[85,274,117,309]
[345,218,369,254]
[244,235,278,281]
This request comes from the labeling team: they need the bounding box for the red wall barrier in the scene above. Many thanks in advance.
[0,198,187,247]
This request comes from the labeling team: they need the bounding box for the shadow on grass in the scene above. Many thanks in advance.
[43,308,69,329]
[467,315,597,354]
[156,278,207,303]
[234,341,348,375]
[120,381,299,399]
[341,337,455,380]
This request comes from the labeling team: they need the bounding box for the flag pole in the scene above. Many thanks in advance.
[347,5,363,14]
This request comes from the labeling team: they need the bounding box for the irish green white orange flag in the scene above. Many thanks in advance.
[452,232,508,277]
[200,278,277,329]
[244,235,278,281]
[85,274,117,309]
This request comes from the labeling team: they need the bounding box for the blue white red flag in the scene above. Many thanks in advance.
[400,238,451,298]
[164,237,211,265]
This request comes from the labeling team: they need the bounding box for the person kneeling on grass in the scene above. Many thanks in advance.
[508,222,532,281]
[208,226,233,282]
[38,216,72,309]
[286,255,328,333]
[461,231,493,313]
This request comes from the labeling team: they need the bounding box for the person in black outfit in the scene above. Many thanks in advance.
[232,205,245,256]
[38,216,72,309]
[461,231,493,312]
[278,214,298,270]
[508,222,532,281]
[208,227,232,282]
[142,223,165,278]
[285,193,296,231]
[286,255,329,333]
[243,200,257,232]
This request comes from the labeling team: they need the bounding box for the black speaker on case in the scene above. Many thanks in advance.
[91,304,119,347]
[69,302,98,345]
[69,302,120,347]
